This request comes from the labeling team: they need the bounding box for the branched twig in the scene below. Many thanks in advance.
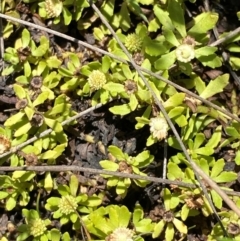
[0,14,239,123]
[0,164,240,197]
[89,0,240,225]
[0,102,105,159]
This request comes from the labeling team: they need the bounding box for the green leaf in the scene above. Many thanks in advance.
[63,6,72,25]
[163,188,171,211]
[196,54,222,68]
[118,206,131,227]
[164,93,185,110]
[135,150,151,164]
[211,159,225,178]
[32,36,49,57]
[211,190,222,209]
[13,84,26,99]
[166,223,174,241]
[121,64,133,79]
[102,55,111,73]
[47,56,62,68]
[167,162,184,180]
[172,218,187,234]
[24,61,31,77]
[69,174,79,197]
[4,112,25,127]
[14,122,32,137]
[200,74,229,100]
[225,126,240,138]
[0,191,9,199]
[181,204,189,221]
[193,133,205,149]
[152,220,165,238]
[99,160,119,171]
[44,172,53,193]
[146,134,155,146]
[167,0,186,38]
[33,92,49,107]
[108,145,126,160]
[206,125,222,149]
[109,95,138,115]
[40,150,57,159]
[154,50,176,70]
[24,106,34,120]
[154,5,174,30]
[213,172,237,183]
[103,83,125,93]
[144,37,168,56]
[230,56,240,70]
[107,176,119,186]
[188,12,219,35]
[6,196,17,211]
[195,146,214,156]
[44,117,63,133]
[164,29,180,47]
[235,150,240,165]
[195,46,217,57]
[21,29,31,48]
[119,2,131,31]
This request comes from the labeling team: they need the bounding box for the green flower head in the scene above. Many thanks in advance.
[29,218,47,237]
[175,44,195,63]
[125,33,143,52]
[58,195,78,215]
[88,70,107,91]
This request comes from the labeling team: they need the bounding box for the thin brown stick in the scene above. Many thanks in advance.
[90,1,240,220]
[0,164,239,197]
[0,13,239,123]
[210,27,240,47]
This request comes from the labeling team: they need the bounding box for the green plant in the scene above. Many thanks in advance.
[83,204,153,241]
[209,211,240,240]
[45,174,102,226]
[0,171,35,210]
[152,188,188,241]
[17,209,51,241]
[100,145,154,197]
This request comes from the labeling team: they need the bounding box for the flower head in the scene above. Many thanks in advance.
[15,99,28,110]
[30,76,43,89]
[124,80,138,95]
[176,44,195,63]
[88,70,107,91]
[45,0,63,18]
[29,218,47,237]
[58,195,78,215]
[149,116,168,140]
[125,34,143,52]
[0,135,11,154]
[106,227,134,241]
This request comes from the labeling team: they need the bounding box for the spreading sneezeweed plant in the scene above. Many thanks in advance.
[208,211,240,241]
[17,209,51,241]
[152,188,188,241]
[99,145,154,197]
[83,204,154,241]
[45,174,102,228]
[32,0,90,26]
[0,171,35,211]
[167,157,237,217]
[17,209,71,241]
